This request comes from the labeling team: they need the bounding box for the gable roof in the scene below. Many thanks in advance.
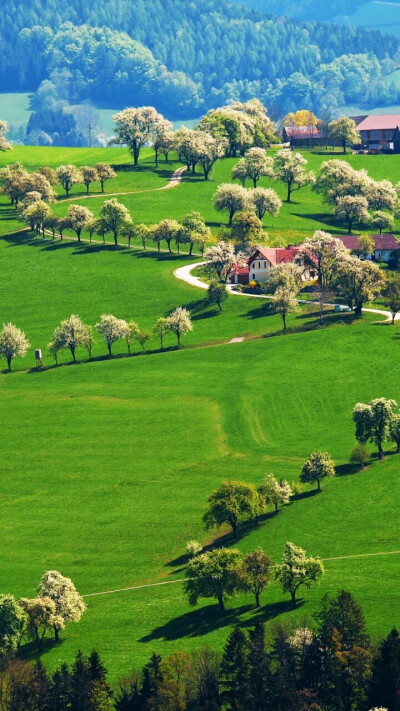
[356,115,400,131]
[338,234,400,251]
[283,125,321,139]
[249,246,301,266]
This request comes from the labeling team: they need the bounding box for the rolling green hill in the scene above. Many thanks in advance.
[2,146,400,680]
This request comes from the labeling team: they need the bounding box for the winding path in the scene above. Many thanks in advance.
[61,165,187,202]
[174,261,400,323]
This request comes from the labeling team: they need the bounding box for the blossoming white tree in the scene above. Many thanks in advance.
[113,106,167,166]
[0,121,12,152]
[166,307,193,346]
[96,314,128,355]
[56,165,83,197]
[0,322,30,370]
[214,183,250,225]
[273,149,315,203]
[259,474,292,513]
[38,570,86,641]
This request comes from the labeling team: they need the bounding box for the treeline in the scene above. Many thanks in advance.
[1,590,400,710]
[1,0,399,126]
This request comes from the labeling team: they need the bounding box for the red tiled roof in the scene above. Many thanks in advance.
[249,246,300,266]
[275,246,300,263]
[356,115,400,131]
[231,265,250,274]
[338,234,400,251]
[284,126,322,139]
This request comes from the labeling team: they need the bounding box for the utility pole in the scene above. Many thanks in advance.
[88,123,92,148]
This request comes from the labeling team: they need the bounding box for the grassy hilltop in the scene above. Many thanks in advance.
[1,145,400,680]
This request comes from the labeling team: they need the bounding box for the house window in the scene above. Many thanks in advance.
[264,261,266,268]
[252,273,255,280]
[258,261,261,268]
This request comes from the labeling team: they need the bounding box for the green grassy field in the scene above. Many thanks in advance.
[2,146,400,682]
[2,145,400,246]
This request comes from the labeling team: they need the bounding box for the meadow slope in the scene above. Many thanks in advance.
[1,146,400,680]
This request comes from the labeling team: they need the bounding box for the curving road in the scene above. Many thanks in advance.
[174,261,400,323]
[61,165,187,202]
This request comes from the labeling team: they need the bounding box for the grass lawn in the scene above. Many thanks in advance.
[3,146,400,246]
[2,146,400,682]
[2,322,400,681]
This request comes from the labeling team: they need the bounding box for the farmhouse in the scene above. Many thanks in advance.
[355,115,400,153]
[337,233,400,262]
[282,125,324,148]
[230,246,316,284]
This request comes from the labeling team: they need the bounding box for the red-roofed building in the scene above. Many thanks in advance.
[355,115,400,153]
[230,245,317,284]
[337,233,400,262]
[282,125,325,148]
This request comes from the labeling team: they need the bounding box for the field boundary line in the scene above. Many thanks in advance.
[82,578,189,598]
[82,550,400,599]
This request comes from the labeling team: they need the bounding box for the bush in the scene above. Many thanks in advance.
[350,443,370,470]
[186,540,202,557]
[290,481,304,497]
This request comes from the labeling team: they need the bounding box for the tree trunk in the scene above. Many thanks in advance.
[228,209,234,226]
[7,355,11,371]
[287,183,292,203]
[53,625,60,642]
[317,478,321,492]
[133,146,140,166]
[217,594,225,612]
[177,332,181,346]
[189,242,193,256]
[275,502,278,513]
[253,178,257,188]
[397,442,400,454]
[255,591,261,608]
[291,590,297,608]
[101,181,105,193]
[378,442,384,460]
[231,519,237,539]
[77,230,81,243]
[86,184,89,194]
[108,343,112,357]
[114,232,118,246]
[70,345,76,363]
[282,313,287,330]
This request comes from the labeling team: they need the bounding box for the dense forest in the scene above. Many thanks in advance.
[1,0,400,126]
[233,0,368,21]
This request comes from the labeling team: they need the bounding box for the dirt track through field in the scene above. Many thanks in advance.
[61,165,187,202]
[82,549,400,599]
[174,261,400,323]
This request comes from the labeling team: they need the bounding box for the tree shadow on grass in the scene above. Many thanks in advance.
[19,637,61,662]
[335,462,362,477]
[166,512,280,571]
[290,489,320,502]
[139,599,299,643]
[238,303,274,319]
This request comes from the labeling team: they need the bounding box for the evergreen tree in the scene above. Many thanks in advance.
[31,659,51,711]
[315,590,370,651]
[248,621,271,711]
[370,628,400,711]
[140,653,163,710]
[220,628,251,711]
[50,663,72,711]
[70,650,92,711]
